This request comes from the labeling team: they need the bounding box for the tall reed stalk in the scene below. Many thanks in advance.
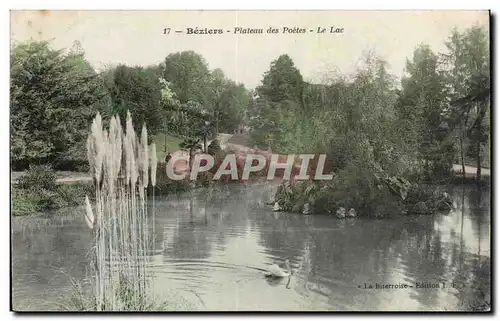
[85,111,158,311]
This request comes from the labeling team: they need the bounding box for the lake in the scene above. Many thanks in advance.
[11,182,491,311]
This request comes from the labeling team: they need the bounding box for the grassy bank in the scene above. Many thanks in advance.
[154,133,184,161]
[11,164,195,216]
[12,183,95,216]
[11,156,252,216]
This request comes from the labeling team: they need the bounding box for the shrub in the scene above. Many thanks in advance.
[274,180,320,212]
[272,158,411,218]
[404,185,453,215]
[11,188,40,216]
[17,164,57,191]
[57,183,95,206]
[153,162,192,195]
[11,182,95,216]
[11,186,61,215]
[153,179,192,195]
[34,188,62,210]
[207,139,223,159]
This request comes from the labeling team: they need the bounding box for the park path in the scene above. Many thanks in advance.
[10,171,93,184]
[452,164,490,178]
[224,134,491,178]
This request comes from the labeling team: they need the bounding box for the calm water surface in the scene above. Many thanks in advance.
[11,183,490,311]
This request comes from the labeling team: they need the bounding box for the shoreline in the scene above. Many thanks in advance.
[10,163,491,186]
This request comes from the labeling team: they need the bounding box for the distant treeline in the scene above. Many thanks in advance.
[247,24,489,217]
[10,42,250,170]
[10,23,490,185]
[249,25,490,183]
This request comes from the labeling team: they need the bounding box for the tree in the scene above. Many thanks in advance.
[466,70,490,181]
[10,41,110,170]
[250,54,308,150]
[159,77,185,148]
[395,44,453,179]
[105,65,164,136]
[179,138,201,171]
[161,51,211,104]
[443,26,490,181]
[257,54,304,104]
[161,53,250,136]
[193,68,250,135]
[205,68,229,134]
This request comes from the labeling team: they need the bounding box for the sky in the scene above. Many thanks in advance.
[10,10,489,89]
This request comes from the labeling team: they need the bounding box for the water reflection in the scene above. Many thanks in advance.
[11,184,490,311]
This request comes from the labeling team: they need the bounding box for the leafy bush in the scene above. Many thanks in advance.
[11,41,110,170]
[320,163,407,218]
[274,180,325,213]
[272,157,415,218]
[404,185,453,215]
[57,183,96,206]
[12,165,90,215]
[11,187,59,215]
[16,165,57,191]
[153,162,192,195]
[11,188,40,216]
[207,139,223,158]
[11,182,95,216]
[153,179,192,195]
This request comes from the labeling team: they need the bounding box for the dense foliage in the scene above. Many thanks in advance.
[10,43,251,171]
[249,26,489,216]
[160,52,250,138]
[103,65,165,135]
[11,41,110,170]
[10,25,489,218]
[11,165,95,216]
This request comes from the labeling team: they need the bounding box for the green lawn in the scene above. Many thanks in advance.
[153,133,184,161]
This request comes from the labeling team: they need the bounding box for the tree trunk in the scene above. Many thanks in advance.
[459,134,466,182]
[216,114,220,135]
[474,102,485,184]
[476,130,481,182]
[188,149,193,172]
[164,129,167,152]
[460,111,470,183]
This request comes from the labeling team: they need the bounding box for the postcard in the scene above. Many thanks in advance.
[10,10,491,312]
